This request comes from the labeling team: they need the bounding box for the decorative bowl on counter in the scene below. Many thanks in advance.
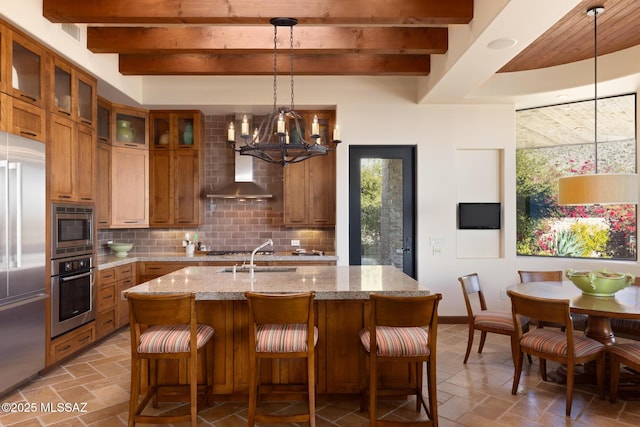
[565,268,634,297]
[108,242,134,258]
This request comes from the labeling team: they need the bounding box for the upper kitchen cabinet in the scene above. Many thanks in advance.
[48,114,96,203]
[110,146,149,228]
[97,97,111,144]
[46,54,97,127]
[283,111,336,227]
[149,110,204,227]
[0,24,6,94]
[5,27,45,109]
[2,92,46,142]
[150,111,201,150]
[111,103,148,149]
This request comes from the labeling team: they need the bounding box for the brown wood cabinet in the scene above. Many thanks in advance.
[96,268,118,339]
[110,146,149,227]
[47,54,96,127]
[283,111,336,227]
[149,111,204,227]
[48,115,96,202]
[0,24,47,142]
[3,92,46,141]
[49,322,95,365]
[96,141,111,227]
[4,26,46,109]
[111,103,148,149]
[116,263,136,327]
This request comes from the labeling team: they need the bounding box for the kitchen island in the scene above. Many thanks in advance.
[124,265,431,400]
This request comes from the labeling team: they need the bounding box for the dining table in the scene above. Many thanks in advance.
[506,280,640,346]
[507,280,640,395]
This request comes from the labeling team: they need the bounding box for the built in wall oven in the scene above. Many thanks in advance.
[50,254,95,338]
[51,203,94,259]
[50,203,95,337]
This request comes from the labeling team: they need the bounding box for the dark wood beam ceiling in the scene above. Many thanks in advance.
[43,0,472,76]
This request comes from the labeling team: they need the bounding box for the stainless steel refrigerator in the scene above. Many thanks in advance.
[0,131,46,396]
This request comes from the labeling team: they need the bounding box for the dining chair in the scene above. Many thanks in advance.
[126,292,215,427]
[359,293,442,427]
[608,342,640,403]
[245,291,317,427]
[517,270,588,331]
[458,273,530,365]
[507,290,605,416]
[611,277,640,340]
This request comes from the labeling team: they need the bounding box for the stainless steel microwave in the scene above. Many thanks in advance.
[51,203,94,259]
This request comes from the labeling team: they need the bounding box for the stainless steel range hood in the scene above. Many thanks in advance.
[207,151,273,199]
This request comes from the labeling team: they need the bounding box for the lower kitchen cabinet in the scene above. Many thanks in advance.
[49,322,95,365]
[116,263,135,326]
[97,263,136,339]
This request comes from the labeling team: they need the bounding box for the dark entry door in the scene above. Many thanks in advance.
[349,146,416,278]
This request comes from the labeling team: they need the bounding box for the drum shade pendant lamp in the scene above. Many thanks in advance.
[558,6,638,205]
[226,18,341,166]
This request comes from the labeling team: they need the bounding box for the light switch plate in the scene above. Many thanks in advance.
[291,240,300,247]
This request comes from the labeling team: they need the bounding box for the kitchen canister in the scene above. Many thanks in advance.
[159,131,170,145]
[116,120,136,142]
[183,123,194,145]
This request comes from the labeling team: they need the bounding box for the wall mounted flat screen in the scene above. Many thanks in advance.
[458,203,501,229]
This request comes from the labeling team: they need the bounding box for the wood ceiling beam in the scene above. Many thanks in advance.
[44,0,473,25]
[87,26,448,55]
[118,53,430,76]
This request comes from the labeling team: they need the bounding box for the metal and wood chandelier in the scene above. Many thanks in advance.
[558,6,637,205]
[227,18,341,166]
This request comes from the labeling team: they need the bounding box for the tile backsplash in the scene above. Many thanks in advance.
[97,114,335,256]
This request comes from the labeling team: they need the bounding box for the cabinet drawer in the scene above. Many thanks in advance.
[96,308,117,338]
[97,283,116,310]
[116,263,134,280]
[98,268,116,284]
[50,323,95,364]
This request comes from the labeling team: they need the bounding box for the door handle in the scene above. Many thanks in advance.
[8,162,22,268]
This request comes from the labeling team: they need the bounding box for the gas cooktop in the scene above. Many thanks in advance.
[205,250,275,256]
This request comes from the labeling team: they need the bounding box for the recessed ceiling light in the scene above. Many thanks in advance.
[487,38,517,50]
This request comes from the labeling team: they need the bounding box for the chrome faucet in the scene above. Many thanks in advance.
[250,239,273,278]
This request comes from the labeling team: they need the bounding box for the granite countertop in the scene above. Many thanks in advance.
[123,265,430,300]
[97,252,339,270]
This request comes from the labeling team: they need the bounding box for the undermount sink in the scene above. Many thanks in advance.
[220,266,297,273]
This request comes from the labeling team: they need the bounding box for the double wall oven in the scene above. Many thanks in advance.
[50,203,95,338]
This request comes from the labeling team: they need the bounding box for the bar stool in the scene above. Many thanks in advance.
[359,293,442,427]
[245,291,317,426]
[126,293,215,427]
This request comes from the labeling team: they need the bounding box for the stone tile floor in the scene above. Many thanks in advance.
[1,324,639,426]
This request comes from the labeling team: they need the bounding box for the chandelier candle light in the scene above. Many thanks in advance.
[558,6,638,205]
[227,18,341,166]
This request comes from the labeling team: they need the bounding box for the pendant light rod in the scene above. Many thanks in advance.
[558,5,638,206]
[588,6,603,172]
[226,17,340,166]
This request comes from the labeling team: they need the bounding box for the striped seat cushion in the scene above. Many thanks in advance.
[474,310,517,331]
[609,343,640,366]
[359,326,430,357]
[138,324,215,354]
[520,329,604,357]
[255,323,318,353]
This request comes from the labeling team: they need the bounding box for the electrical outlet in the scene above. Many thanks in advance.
[291,239,300,247]
[432,247,443,256]
[500,289,507,300]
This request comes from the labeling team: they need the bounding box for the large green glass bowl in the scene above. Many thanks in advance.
[565,268,634,297]
[108,242,134,258]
